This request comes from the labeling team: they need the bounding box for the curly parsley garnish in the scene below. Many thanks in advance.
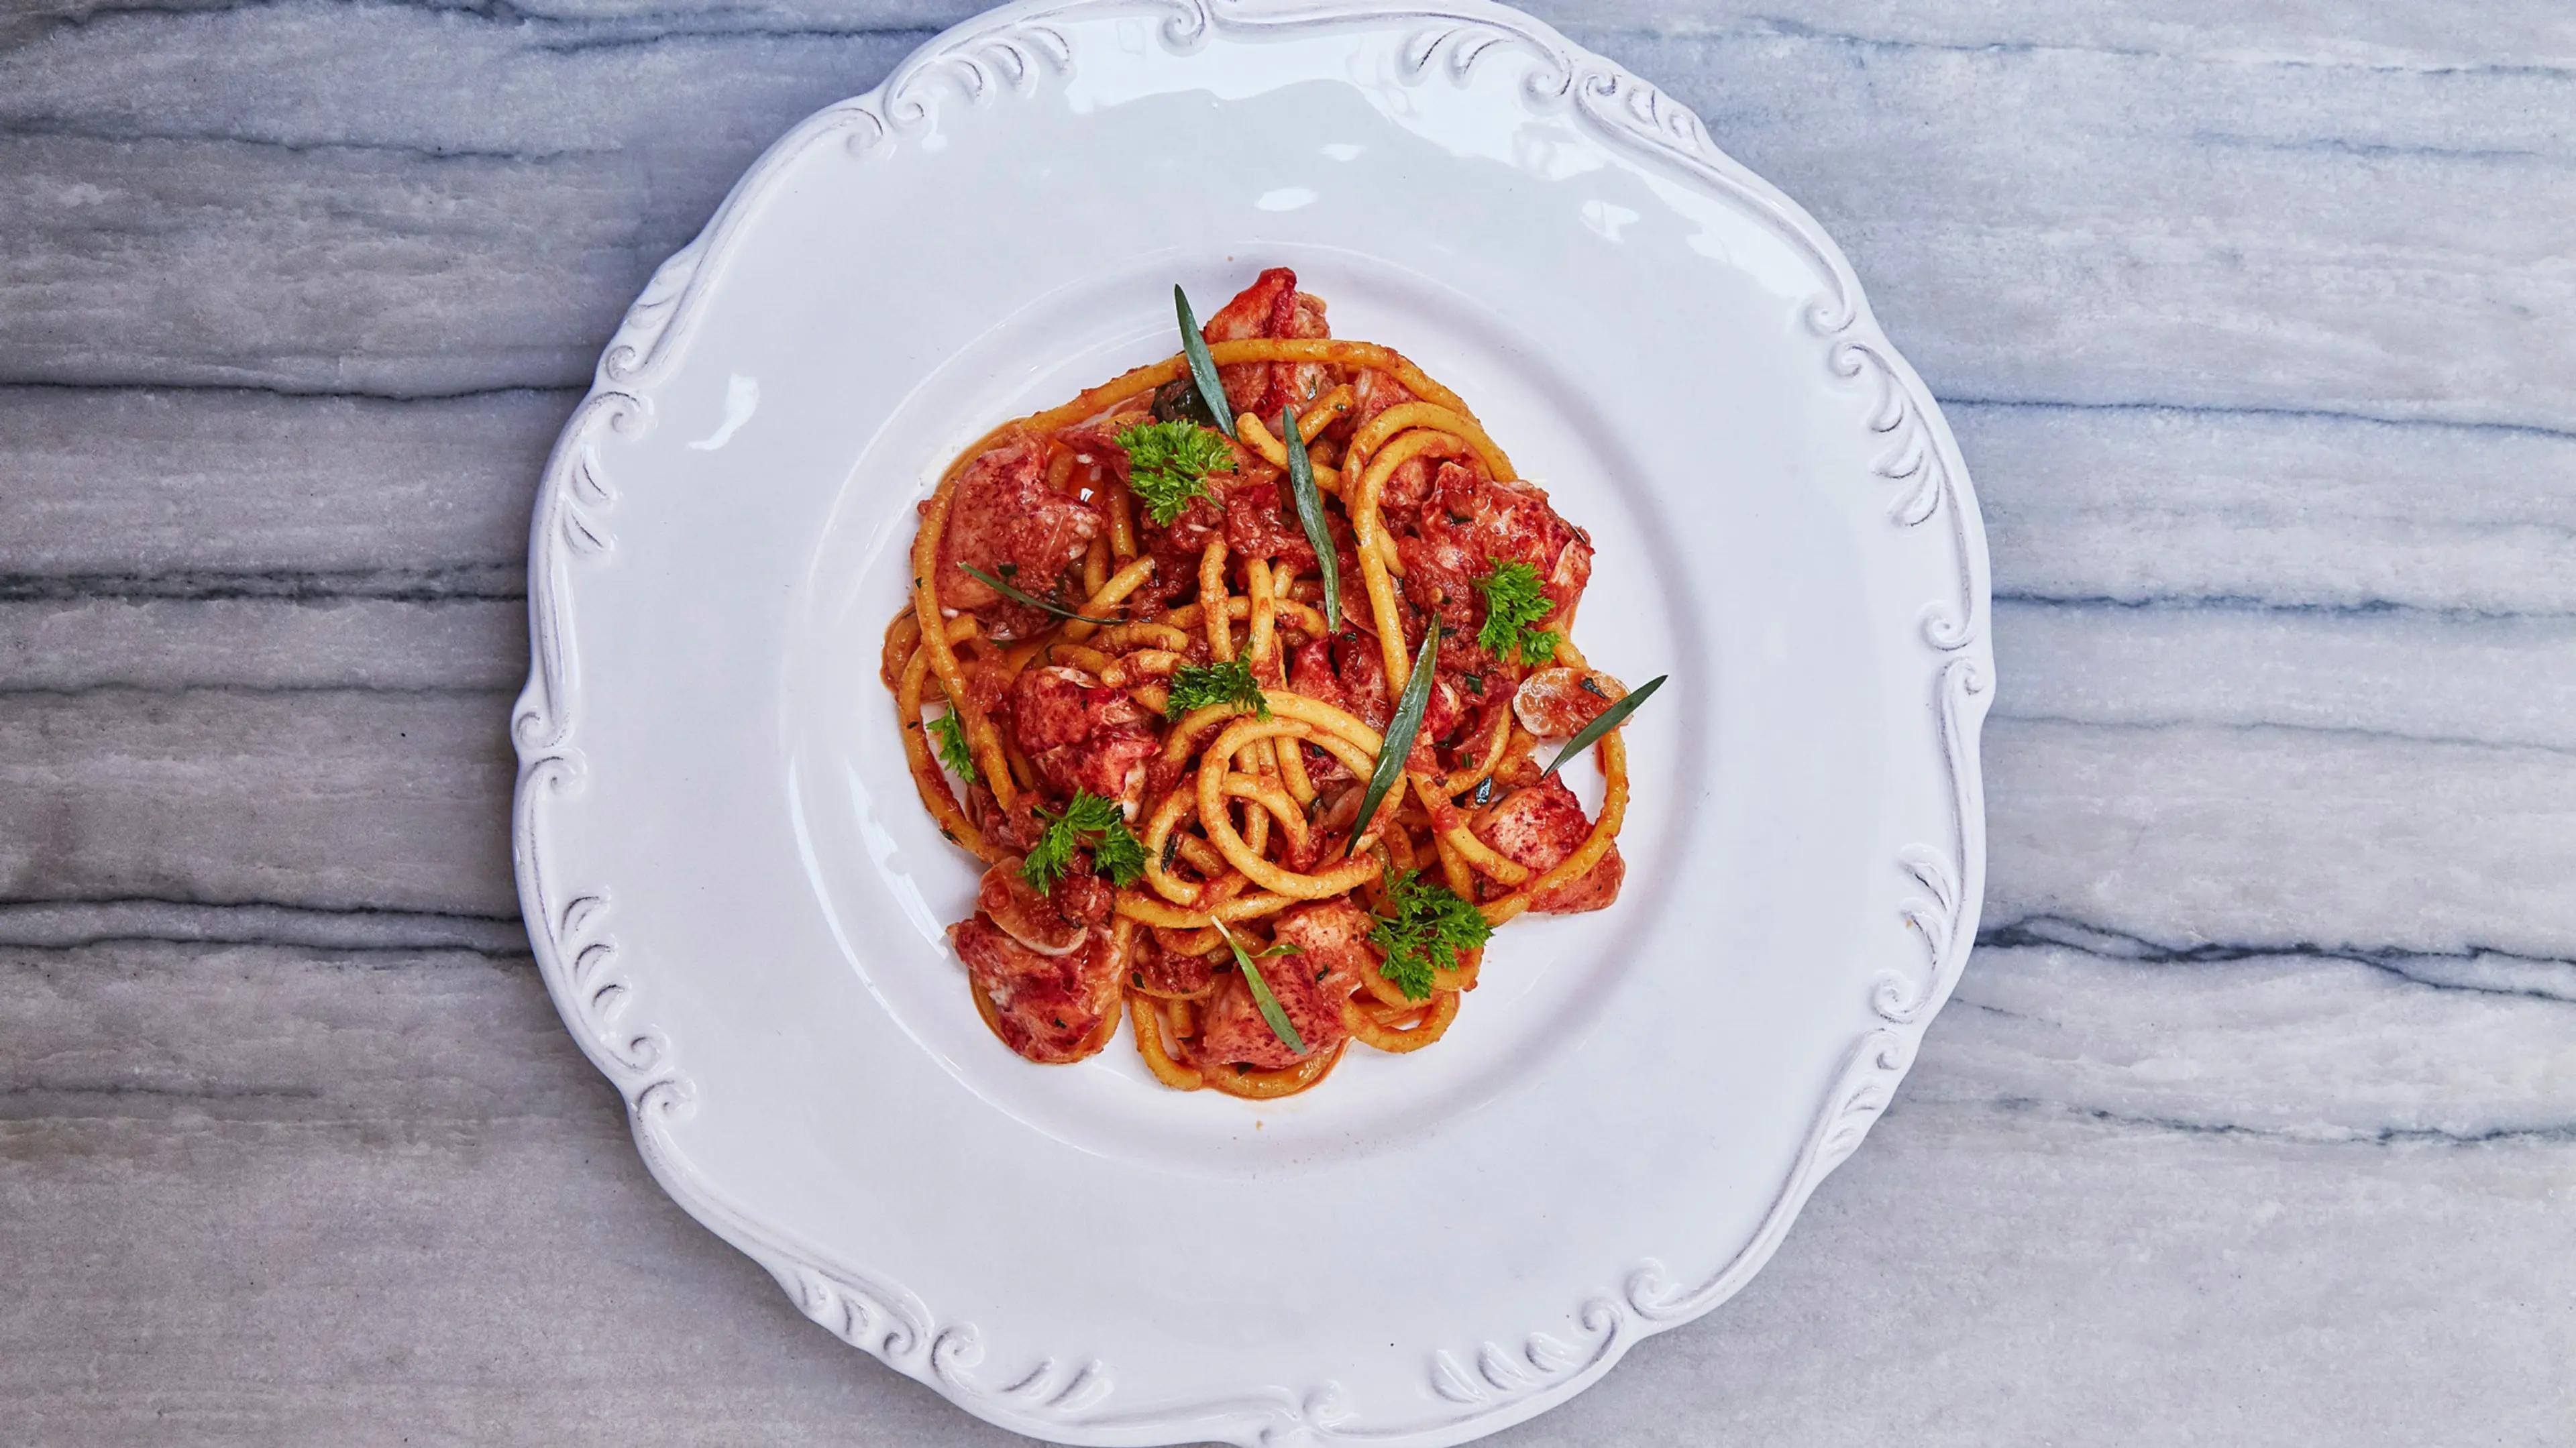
[1088,818,1150,887]
[1472,558,1559,666]
[1163,658,1269,720]
[1115,419,1234,526]
[1367,864,1492,1001]
[928,708,977,785]
[1020,789,1148,891]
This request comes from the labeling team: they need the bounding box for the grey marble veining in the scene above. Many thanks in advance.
[0,386,557,588]
[1960,402,2576,614]
[1,1,2571,1445]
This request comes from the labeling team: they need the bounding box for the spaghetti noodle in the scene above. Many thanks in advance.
[886,268,1646,1097]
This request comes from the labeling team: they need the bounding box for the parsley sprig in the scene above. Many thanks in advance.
[1114,419,1235,526]
[1164,658,1269,720]
[1368,864,1493,1001]
[1020,789,1148,892]
[928,708,977,784]
[1472,558,1559,666]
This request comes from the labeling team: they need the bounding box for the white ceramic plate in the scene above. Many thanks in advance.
[512,3,1992,1443]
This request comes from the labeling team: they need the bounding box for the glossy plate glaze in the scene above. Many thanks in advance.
[512,3,1992,1443]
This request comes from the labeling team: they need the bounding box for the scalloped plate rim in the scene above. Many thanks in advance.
[510,2,1994,1443]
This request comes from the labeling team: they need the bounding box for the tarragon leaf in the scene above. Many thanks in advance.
[957,563,1120,626]
[1281,405,1341,632]
[1174,284,1236,441]
[1347,628,1437,854]
[1212,918,1305,1054]
[1540,674,1666,777]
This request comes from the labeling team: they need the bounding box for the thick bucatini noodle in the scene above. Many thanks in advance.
[888,268,1633,1098]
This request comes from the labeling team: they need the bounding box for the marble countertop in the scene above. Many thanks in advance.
[4,2,2571,1443]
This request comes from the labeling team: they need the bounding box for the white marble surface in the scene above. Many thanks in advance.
[3,1,2571,1443]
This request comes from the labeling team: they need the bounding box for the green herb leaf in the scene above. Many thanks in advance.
[1057,791,1126,834]
[1089,820,1149,887]
[1114,419,1236,526]
[1281,405,1341,632]
[1020,789,1148,891]
[1366,863,1492,1001]
[928,708,978,784]
[1541,673,1666,778]
[1212,917,1306,1054]
[1472,558,1559,666]
[1348,628,1438,854]
[1019,819,1078,893]
[1164,658,1269,720]
[1174,284,1236,441]
[957,563,1120,625]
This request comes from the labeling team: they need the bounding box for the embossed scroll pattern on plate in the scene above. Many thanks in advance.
[513,3,1990,1441]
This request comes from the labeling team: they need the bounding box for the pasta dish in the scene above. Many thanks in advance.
[881,268,1659,1098]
